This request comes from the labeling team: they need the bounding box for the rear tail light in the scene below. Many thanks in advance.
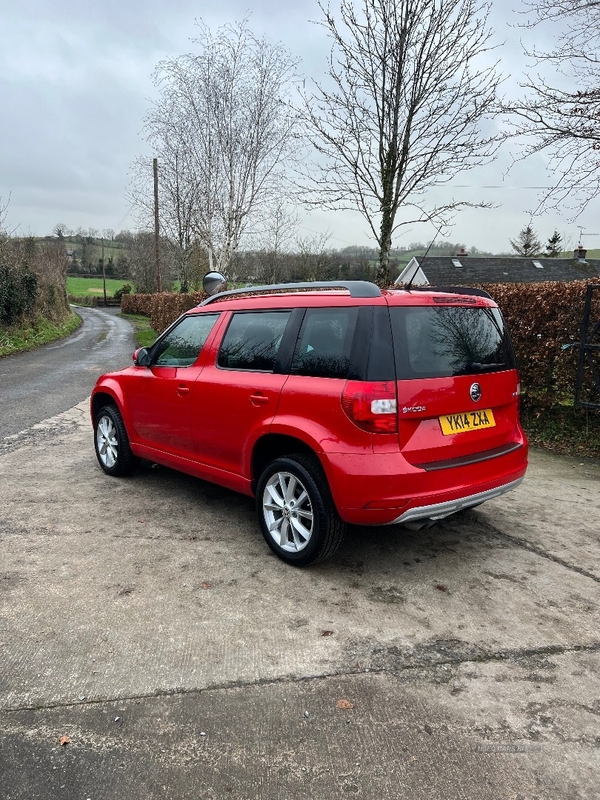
[341,381,398,433]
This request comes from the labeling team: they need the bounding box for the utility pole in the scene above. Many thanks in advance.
[101,236,107,306]
[153,157,162,292]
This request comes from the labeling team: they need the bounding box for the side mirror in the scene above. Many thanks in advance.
[203,271,227,296]
[133,347,151,367]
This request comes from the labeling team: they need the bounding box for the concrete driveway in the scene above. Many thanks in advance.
[1,402,599,799]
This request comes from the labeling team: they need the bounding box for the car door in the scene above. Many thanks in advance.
[191,310,292,479]
[126,312,220,458]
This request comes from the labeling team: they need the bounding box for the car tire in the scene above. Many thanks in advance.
[256,453,346,566]
[94,404,140,477]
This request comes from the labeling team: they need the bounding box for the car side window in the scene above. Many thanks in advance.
[152,313,219,367]
[218,311,291,371]
[290,308,358,378]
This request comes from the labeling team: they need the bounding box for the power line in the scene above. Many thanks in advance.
[111,203,134,233]
[433,184,568,190]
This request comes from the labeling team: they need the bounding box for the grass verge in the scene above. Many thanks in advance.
[0,312,82,358]
[119,312,158,348]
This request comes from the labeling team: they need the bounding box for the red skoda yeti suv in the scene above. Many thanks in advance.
[91,275,528,566]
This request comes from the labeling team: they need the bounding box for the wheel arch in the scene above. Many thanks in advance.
[92,396,140,476]
[251,433,316,494]
[254,450,346,565]
[91,386,125,423]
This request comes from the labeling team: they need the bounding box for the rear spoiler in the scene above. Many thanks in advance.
[406,285,494,300]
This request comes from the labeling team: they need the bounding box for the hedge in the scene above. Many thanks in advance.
[121,280,600,413]
[478,280,599,411]
[121,291,208,334]
[69,295,120,307]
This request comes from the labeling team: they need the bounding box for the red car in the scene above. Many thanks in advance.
[91,276,527,565]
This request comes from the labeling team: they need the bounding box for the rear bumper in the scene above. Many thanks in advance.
[322,442,527,526]
[388,477,524,525]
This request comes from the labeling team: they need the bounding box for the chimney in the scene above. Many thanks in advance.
[456,247,469,257]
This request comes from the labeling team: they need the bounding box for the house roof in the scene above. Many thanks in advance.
[396,256,600,286]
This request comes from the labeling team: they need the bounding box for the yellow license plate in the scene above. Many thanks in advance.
[439,408,496,435]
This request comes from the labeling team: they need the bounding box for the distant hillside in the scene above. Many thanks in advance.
[566,248,600,259]
[61,236,129,275]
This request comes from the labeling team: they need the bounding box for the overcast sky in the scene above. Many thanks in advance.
[1,0,597,254]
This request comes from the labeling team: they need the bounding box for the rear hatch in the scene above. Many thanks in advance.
[388,298,524,468]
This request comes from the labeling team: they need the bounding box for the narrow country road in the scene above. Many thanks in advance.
[0,305,136,439]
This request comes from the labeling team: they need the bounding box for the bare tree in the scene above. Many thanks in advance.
[137,20,299,277]
[129,143,199,290]
[52,222,69,239]
[0,196,15,268]
[249,200,299,284]
[294,232,333,281]
[127,231,175,293]
[302,0,501,285]
[0,195,20,243]
[508,0,600,216]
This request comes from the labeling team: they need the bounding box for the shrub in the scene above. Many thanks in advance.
[0,263,38,326]
[113,283,132,302]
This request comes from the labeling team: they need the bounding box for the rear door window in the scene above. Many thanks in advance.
[290,308,358,378]
[390,306,515,379]
[218,311,291,371]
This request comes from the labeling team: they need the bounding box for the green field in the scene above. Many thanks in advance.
[67,277,134,296]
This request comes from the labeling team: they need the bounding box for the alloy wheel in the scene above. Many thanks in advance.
[262,470,314,553]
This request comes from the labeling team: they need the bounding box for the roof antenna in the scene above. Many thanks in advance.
[405,223,444,292]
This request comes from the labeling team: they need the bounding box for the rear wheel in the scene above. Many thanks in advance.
[256,454,346,566]
[94,405,139,476]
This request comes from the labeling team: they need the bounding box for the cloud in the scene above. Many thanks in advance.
[1,0,598,251]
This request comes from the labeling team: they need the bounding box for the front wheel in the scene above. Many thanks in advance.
[256,454,346,566]
[94,405,139,477]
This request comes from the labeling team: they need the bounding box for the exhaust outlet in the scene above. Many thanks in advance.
[402,518,437,532]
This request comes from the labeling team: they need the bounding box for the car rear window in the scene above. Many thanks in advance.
[390,306,516,380]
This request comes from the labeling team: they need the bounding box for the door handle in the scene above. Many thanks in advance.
[176,386,190,396]
[250,393,269,406]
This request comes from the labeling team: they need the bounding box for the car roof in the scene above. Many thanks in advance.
[189,285,498,313]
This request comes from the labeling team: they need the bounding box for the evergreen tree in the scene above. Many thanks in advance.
[545,230,562,257]
[510,225,542,257]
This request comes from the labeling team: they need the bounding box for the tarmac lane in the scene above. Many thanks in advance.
[0,402,599,799]
[0,306,135,439]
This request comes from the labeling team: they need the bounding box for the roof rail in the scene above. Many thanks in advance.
[198,280,382,306]
[405,285,494,301]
